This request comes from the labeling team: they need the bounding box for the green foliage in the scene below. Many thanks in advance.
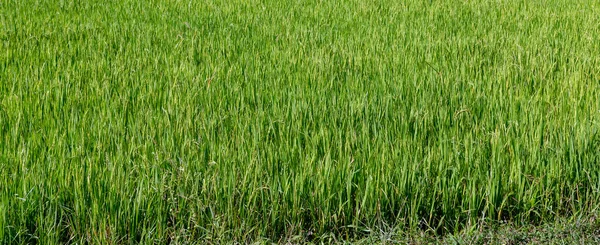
[1,0,600,243]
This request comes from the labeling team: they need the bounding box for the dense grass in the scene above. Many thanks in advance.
[2,0,600,243]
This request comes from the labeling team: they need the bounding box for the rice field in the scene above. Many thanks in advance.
[1,0,600,243]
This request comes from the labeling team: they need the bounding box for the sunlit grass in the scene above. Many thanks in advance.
[1,0,600,243]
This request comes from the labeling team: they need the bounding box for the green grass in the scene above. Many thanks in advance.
[2,0,600,243]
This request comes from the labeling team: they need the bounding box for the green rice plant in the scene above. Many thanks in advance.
[1,0,600,243]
